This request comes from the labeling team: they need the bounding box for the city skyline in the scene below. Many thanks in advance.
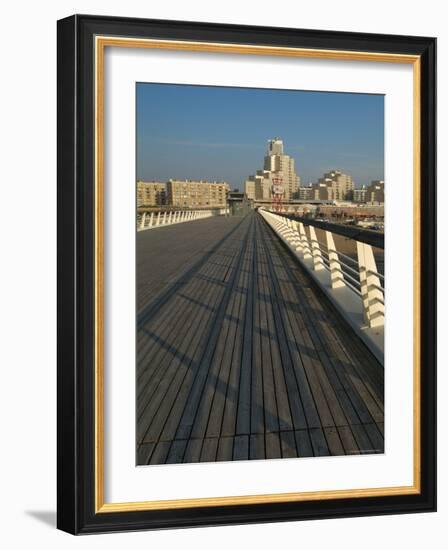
[137,83,384,190]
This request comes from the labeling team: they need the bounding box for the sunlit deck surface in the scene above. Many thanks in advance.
[136,211,384,465]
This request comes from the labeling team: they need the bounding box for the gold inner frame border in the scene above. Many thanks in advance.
[94,35,421,513]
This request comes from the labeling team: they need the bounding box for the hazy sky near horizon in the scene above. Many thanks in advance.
[136,83,384,190]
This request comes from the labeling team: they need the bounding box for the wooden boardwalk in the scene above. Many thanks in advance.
[136,211,384,465]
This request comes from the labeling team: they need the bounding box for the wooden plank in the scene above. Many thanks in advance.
[265,217,384,438]
[249,434,265,460]
[258,234,293,432]
[295,430,314,458]
[364,423,384,453]
[175,220,251,441]
[350,424,376,454]
[201,216,254,440]
[140,220,249,445]
[216,436,234,462]
[200,438,219,462]
[205,257,246,438]
[236,219,255,436]
[250,224,265,435]
[258,219,325,431]
[183,438,203,463]
[137,442,155,465]
[309,428,330,456]
[154,251,236,443]
[256,228,282,434]
[337,425,359,455]
[165,439,187,464]
[280,431,297,458]
[138,245,233,443]
[220,247,250,437]
[137,238,230,422]
[265,432,282,459]
[233,435,249,460]
[149,441,171,465]
[264,231,341,431]
[292,272,384,423]
[137,220,243,364]
[324,426,345,456]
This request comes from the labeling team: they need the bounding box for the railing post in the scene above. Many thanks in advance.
[309,226,325,271]
[162,211,167,225]
[149,212,154,228]
[167,211,172,224]
[291,220,302,252]
[298,223,312,260]
[156,212,161,226]
[326,231,345,288]
[356,241,385,327]
[140,212,146,230]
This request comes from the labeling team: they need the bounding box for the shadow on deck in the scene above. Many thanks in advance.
[136,211,384,465]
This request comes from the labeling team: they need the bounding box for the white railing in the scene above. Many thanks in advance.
[259,208,384,363]
[137,209,226,231]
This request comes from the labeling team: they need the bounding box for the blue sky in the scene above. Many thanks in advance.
[136,83,384,190]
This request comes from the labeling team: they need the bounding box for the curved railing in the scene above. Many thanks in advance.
[259,208,384,363]
[137,209,226,231]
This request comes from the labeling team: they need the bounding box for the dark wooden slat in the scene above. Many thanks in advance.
[256,228,283,434]
[165,439,187,464]
[183,438,203,463]
[295,430,314,458]
[350,424,376,454]
[280,431,297,458]
[200,438,219,462]
[136,212,385,464]
[137,235,232,421]
[140,223,247,445]
[236,219,255,436]
[251,223,266,435]
[149,441,171,465]
[364,423,384,453]
[265,432,282,459]
[217,436,234,462]
[259,219,329,430]
[337,425,359,455]
[137,442,155,465]
[176,219,252,441]
[205,255,246,438]
[324,427,345,456]
[233,435,249,460]
[220,244,251,437]
[138,247,233,443]
[249,434,265,460]
[309,428,330,457]
[264,217,384,452]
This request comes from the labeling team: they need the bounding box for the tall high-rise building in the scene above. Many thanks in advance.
[263,138,300,200]
[244,138,300,201]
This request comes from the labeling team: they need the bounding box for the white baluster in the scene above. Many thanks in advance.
[298,223,312,259]
[140,212,146,230]
[356,241,384,327]
[309,226,325,271]
[326,231,345,288]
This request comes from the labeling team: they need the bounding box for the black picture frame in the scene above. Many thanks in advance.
[57,14,436,534]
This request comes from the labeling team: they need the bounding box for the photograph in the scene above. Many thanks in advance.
[135,83,385,466]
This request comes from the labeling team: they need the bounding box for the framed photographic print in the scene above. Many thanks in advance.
[57,14,436,534]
